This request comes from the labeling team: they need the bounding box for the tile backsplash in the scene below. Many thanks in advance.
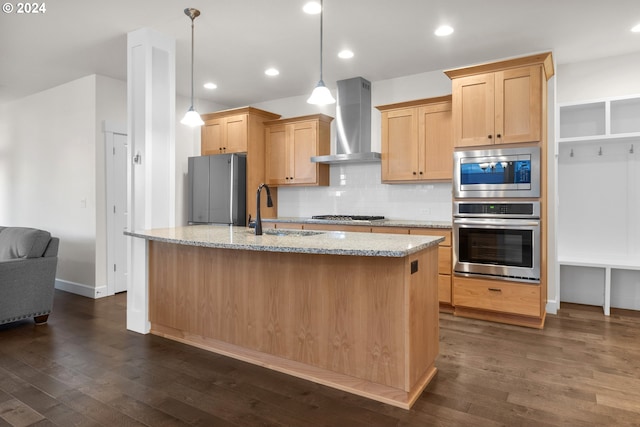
[276,163,453,221]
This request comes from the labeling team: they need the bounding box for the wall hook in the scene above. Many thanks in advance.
[631,144,635,154]
[598,147,603,156]
[570,148,574,158]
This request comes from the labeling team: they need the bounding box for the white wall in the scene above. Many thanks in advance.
[557,51,640,102]
[0,75,104,294]
[253,70,454,220]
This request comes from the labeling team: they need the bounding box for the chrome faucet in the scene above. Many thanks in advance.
[255,183,273,235]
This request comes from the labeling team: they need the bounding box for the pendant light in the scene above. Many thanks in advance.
[307,0,335,105]
[181,8,205,127]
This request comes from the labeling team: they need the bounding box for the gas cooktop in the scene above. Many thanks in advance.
[311,215,386,221]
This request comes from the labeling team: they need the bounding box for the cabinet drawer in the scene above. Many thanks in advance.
[304,223,371,233]
[453,277,540,317]
[438,274,452,304]
[438,247,451,275]
[371,226,410,234]
[275,223,303,230]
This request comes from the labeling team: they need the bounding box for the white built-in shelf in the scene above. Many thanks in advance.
[557,94,640,315]
[558,95,640,143]
[558,255,640,316]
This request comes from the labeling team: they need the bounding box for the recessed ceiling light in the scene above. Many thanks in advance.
[338,50,354,59]
[632,23,640,32]
[203,82,217,89]
[435,25,454,37]
[303,2,321,14]
[265,68,280,76]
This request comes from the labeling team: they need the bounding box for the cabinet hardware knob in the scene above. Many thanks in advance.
[496,134,502,138]
[488,135,493,139]
[419,171,423,175]
[488,287,502,292]
[413,171,417,175]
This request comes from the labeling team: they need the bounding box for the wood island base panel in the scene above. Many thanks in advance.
[148,240,440,409]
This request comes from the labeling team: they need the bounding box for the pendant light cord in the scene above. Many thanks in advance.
[319,0,324,82]
[189,15,195,108]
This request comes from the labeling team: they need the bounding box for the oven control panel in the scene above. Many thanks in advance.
[454,201,540,218]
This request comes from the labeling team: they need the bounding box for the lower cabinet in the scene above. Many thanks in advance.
[409,228,453,308]
[453,276,544,328]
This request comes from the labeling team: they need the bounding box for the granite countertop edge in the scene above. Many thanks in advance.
[263,217,452,229]
[125,226,443,258]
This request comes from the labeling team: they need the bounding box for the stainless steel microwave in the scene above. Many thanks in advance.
[453,147,540,198]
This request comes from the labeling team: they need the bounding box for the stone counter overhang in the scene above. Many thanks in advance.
[125,224,444,257]
[263,217,452,229]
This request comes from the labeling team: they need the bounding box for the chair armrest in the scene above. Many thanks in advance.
[0,256,58,324]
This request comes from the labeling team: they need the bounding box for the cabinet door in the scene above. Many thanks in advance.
[201,119,224,155]
[290,121,318,185]
[224,114,248,153]
[494,66,542,144]
[452,73,495,147]
[419,103,453,180]
[381,108,419,181]
[265,125,289,186]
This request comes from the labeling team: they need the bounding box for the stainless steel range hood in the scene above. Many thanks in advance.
[311,77,380,164]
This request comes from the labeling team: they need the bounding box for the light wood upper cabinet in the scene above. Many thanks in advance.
[264,124,288,186]
[445,52,554,148]
[201,113,248,155]
[377,96,453,182]
[199,107,281,224]
[264,114,332,187]
[451,74,495,147]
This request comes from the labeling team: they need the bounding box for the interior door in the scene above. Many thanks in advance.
[113,132,129,293]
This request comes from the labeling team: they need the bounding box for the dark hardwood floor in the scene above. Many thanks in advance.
[1,290,640,426]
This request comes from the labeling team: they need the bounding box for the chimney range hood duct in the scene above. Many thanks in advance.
[311,77,380,164]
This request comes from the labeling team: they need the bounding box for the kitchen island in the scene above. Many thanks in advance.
[126,225,443,409]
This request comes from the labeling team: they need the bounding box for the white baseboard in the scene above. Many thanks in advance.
[55,279,108,299]
[546,299,559,315]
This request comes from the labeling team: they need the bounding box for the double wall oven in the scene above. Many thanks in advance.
[452,147,541,283]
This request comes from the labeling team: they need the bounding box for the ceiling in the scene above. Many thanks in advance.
[1,0,640,107]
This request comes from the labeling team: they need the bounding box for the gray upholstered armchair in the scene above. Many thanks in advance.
[0,226,59,325]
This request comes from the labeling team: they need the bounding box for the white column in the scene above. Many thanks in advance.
[126,28,176,333]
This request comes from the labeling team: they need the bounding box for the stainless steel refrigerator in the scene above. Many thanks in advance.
[188,154,246,225]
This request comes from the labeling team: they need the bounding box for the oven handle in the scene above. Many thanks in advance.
[453,217,540,227]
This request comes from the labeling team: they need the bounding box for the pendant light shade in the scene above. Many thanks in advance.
[307,80,335,105]
[307,0,335,105]
[181,106,204,127]
[181,8,204,127]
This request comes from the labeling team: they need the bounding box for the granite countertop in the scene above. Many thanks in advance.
[126,225,443,257]
[263,217,452,229]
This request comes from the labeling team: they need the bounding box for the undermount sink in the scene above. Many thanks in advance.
[254,229,324,237]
